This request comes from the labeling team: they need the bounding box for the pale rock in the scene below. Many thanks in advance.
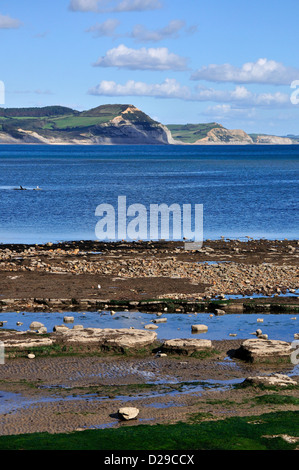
[152,318,167,324]
[118,407,139,421]
[63,316,74,323]
[234,338,292,363]
[191,324,208,333]
[243,373,297,387]
[162,338,212,355]
[30,321,44,329]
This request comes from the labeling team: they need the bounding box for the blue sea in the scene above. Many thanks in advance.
[0,144,298,244]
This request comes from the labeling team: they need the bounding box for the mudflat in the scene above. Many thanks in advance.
[0,339,298,436]
[0,238,298,304]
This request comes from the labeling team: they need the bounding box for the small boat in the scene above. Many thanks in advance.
[13,185,42,191]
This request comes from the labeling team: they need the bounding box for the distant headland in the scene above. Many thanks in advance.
[0,104,297,145]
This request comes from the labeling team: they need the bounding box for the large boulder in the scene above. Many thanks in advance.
[0,327,157,355]
[161,338,212,355]
[233,338,292,363]
[56,327,157,352]
[243,373,297,388]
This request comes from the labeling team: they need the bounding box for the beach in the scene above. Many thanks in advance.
[0,239,298,437]
[0,238,298,306]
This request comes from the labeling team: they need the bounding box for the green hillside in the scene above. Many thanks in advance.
[167,123,224,143]
[0,104,168,144]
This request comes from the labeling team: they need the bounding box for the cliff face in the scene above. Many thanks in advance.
[195,127,254,145]
[169,124,296,145]
[254,135,294,145]
[88,107,171,144]
[0,104,172,145]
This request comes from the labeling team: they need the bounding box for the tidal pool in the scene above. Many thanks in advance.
[0,310,297,342]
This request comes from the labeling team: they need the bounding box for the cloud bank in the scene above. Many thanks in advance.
[191,58,299,86]
[69,0,162,12]
[89,79,290,108]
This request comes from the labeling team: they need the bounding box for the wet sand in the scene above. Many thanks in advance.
[0,339,298,436]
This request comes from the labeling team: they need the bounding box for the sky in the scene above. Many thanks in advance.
[1,0,299,134]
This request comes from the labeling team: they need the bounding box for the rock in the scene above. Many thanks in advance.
[259,334,268,340]
[118,407,139,421]
[257,318,264,323]
[214,309,226,316]
[73,325,84,330]
[3,333,53,350]
[30,321,44,329]
[63,316,74,323]
[37,327,47,334]
[294,333,299,339]
[191,324,208,333]
[53,325,70,333]
[144,324,158,329]
[243,373,297,387]
[152,318,167,324]
[161,338,212,355]
[16,322,23,326]
[27,353,35,359]
[233,338,292,363]
[256,329,263,336]
[59,328,157,352]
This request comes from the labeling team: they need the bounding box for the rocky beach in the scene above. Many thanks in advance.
[0,238,298,439]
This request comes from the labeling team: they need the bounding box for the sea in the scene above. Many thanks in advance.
[0,144,298,244]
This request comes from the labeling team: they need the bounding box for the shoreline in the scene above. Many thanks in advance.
[0,238,298,313]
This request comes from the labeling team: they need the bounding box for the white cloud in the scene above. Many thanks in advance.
[86,19,120,37]
[114,0,162,11]
[69,0,162,12]
[194,85,290,107]
[191,58,299,86]
[0,13,21,29]
[89,78,191,99]
[88,78,290,108]
[69,0,101,12]
[203,104,257,120]
[93,44,188,70]
[130,20,186,42]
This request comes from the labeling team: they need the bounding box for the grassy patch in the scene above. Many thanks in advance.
[254,394,299,406]
[167,123,224,143]
[49,115,113,129]
[0,411,297,450]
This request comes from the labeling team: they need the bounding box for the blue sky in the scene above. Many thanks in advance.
[1,0,299,134]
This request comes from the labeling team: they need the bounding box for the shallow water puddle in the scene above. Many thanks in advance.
[0,311,297,342]
[0,377,244,416]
